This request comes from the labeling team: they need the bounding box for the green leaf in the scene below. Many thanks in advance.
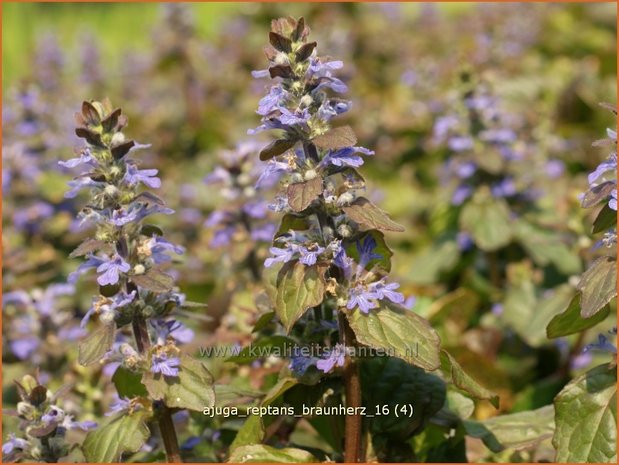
[445,389,475,419]
[287,177,323,212]
[227,336,296,364]
[408,240,460,285]
[577,256,617,318]
[547,293,610,338]
[592,204,617,234]
[275,214,310,238]
[252,311,275,333]
[83,410,151,462]
[142,354,215,411]
[228,444,318,463]
[428,288,479,333]
[440,350,499,408]
[259,139,296,161]
[230,377,298,451]
[112,366,148,398]
[78,324,115,366]
[463,405,554,453]
[361,357,446,441]
[513,220,581,274]
[312,125,357,150]
[553,363,617,462]
[345,230,393,272]
[130,269,174,292]
[346,301,441,371]
[459,192,512,251]
[265,261,326,333]
[342,197,405,232]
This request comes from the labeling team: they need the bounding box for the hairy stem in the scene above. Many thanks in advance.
[129,283,182,463]
[338,312,363,463]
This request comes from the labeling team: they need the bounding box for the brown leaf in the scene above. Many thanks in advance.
[131,270,174,292]
[295,41,316,62]
[111,140,135,160]
[102,108,122,133]
[269,32,292,53]
[81,101,101,125]
[312,126,357,150]
[69,238,109,258]
[269,64,294,79]
[259,139,296,161]
[287,176,323,212]
[75,127,104,147]
[342,197,405,232]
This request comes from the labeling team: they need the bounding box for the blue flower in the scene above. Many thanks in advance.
[321,146,374,168]
[452,185,472,205]
[96,256,131,286]
[491,178,517,198]
[356,235,382,270]
[264,244,299,268]
[143,236,185,264]
[58,149,97,170]
[299,245,325,266]
[316,343,346,373]
[81,291,136,327]
[583,331,617,355]
[347,285,379,314]
[151,352,181,377]
[124,164,161,189]
[257,85,288,116]
[105,394,131,416]
[448,136,474,152]
[370,281,404,304]
[68,254,106,283]
[64,177,104,199]
[10,337,40,360]
[289,354,317,375]
[2,434,28,455]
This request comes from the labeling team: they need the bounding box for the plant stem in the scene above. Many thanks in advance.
[338,312,363,463]
[129,291,182,463]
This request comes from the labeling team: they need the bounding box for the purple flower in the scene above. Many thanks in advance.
[448,136,474,152]
[58,149,97,170]
[105,395,131,416]
[587,154,617,186]
[257,85,288,116]
[433,115,459,140]
[321,146,374,168]
[151,352,181,377]
[34,283,75,316]
[370,281,405,304]
[316,343,346,373]
[243,201,268,219]
[2,435,28,455]
[491,178,517,198]
[457,231,474,251]
[456,162,476,179]
[491,303,504,316]
[583,332,617,354]
[256,160,290,188]
[610,190,617,211]
[152,319,195,345]
[68,254,106,283]
[81,291,136,327]
[289,354,317,375]
[64,177,104,199]
[251,223,276,243]
[452,185,472,205]
[298,245,325,266]
[124,164,161,189]
[347,285,379,314]
[264,244,298,267]
[356,236,382,270]
[96,256,131,286]
[10,337,40,360]
[545,160,565,179]
[144,236,185,264]
[334,245,354,280]
[480,128,516,144]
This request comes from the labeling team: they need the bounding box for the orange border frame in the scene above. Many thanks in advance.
[0,1,617,464]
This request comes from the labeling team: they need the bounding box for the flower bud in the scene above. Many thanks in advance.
[336,192,355,207]
[300,95,313,108]
[337,224,353,238]
[290,173,303,183]
[274,52,290,65]
[17,401,35,418]
[304,169,318,181]
[104,184,119,197]
[133,264,146,275]
[111,132,125,145]
[100,311,115,325]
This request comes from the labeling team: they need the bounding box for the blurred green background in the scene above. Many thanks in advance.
[2,2,479,89]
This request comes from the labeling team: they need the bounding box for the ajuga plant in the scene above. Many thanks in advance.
[61,100,214,462]
[234,17,499,463]
[546,103,617,463]
[2,373,96,462]
[204,140,279,282]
